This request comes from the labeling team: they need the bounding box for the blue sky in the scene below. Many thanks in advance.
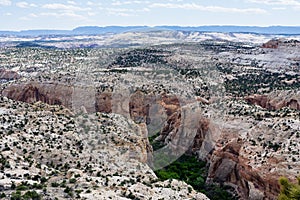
[1,0,300,30]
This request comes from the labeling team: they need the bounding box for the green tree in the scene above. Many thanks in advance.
[279,177,300,200]
[22,190,41,200]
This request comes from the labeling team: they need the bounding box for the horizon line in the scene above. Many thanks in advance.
[2,24,300,32]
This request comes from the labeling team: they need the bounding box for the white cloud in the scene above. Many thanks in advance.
[18,13,38,20]
[109,0,151,16]
[0,0,11,6]
[67,1,76,5]
[40,12,86,20]
[42,3,91,11]
[111,12,137,17]
[248,0,300,6]
[19,16,30,20]
[106,7,149,16]
[112,1,150,6]
[87,12,96,16]
[150,3,267,14]
[4,12,12,16]
[16,1,37,8]
[271,7,287,10]
[28,13,38,17]
[87,1,102,7]
[143,7,150,12]
[106,8,136,12]
[106,7,135,14]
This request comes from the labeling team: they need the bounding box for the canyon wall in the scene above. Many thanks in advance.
[2,81,299,199]
[245,93,300,111]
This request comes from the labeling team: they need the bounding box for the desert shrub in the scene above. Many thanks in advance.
[22,190,41,200]
[279,177,300,200]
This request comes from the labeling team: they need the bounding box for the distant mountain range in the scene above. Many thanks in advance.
[1,26,300,36]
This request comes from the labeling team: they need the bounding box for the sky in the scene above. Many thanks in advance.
[1,0,300,31]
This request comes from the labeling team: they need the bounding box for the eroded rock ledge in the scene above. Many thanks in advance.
[2,81,300,200]
[245,92,300,111]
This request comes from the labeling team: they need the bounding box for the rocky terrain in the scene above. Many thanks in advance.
[1,30,300,49]
[0,96,208,200]
[0,33,300,199]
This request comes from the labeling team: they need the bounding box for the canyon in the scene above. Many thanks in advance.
[1,35,300,199]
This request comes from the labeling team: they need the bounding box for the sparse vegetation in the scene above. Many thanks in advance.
[148,132,166,151]
[223,69,300,96]
[0,38,299,200]
[279,177,300,200]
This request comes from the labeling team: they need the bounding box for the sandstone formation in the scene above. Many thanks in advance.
[1,82,73,107]
[148,98,300,199]
[2,80,300,199]
[0,69,20,80]
[262,39,280,49]
[245,91,300,111]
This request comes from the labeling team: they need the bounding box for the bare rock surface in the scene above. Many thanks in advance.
[245,90,300,111]
[0,69,20,81]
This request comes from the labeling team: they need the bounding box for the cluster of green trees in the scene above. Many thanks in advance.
[149,133,237,199]
[148,132,165,151]
[154,154,237,200]
[279,177,300,200]
[224,71,300,96]
[110,48,169,68]
[10,190,41,200]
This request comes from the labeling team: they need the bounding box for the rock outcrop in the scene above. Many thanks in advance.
[151,98,300,199]
[262,39,300,49]
[95,92,112,113]
[207,137,280,200]
[245,92,300,111]
[1,82,184,131]
[1,82,73,107]
[262,39,280,49]
[0,69,20,80]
